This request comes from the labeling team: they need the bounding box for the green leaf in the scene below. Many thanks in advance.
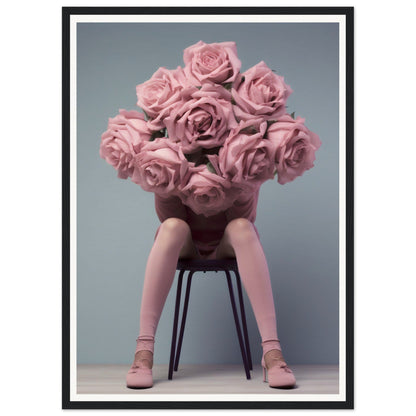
[206,161,217,174]
[240,125,258,135]
[142,109,149,121]
[223,82,233,91]
[231,97,237,105]
[290,111,296,119]
[150,129,165,141]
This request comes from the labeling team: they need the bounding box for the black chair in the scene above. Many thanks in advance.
[168,258,253,380]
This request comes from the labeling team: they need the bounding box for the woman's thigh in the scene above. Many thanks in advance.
[178,231,200,259]
[215,228,236,259]
[155,217,200,259]
[215,218,258,259]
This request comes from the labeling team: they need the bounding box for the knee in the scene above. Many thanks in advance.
[158,217,190,240]
[225,218,257,245]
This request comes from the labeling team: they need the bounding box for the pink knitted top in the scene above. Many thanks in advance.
[154,188,260,255]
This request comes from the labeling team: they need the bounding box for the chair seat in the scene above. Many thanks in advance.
[177,258,238,272]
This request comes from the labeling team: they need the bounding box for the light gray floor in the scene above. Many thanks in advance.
[77,364,339,395]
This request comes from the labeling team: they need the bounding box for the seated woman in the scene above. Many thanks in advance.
[126,191,296,389]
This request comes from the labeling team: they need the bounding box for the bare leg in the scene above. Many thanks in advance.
[134,218,199,368]
[216,218,288,369]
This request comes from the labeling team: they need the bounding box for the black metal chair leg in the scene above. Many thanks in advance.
[225,270,251,380]
[174,271,194,371]
[168,269,185,380]
[234,270,253,371]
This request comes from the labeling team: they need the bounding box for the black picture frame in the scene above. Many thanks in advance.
[62,6,354,409]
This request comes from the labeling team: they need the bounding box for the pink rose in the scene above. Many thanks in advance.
[179,166,237,217]
[164,83,237,153]
[232,61,293,121]
[267,114,322,185]
[212,119,275,187]
[131,139,189,196]
[183,40,241,86]
[100,109,152,179]
[136,67,194,130]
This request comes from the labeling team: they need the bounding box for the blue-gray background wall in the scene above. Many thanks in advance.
[77,22,339,365]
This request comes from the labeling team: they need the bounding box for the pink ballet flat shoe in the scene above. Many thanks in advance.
[126,363,153,389]
[126,336,154,389]
[261,355,296,388]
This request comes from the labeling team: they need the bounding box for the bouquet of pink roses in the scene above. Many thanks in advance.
[100,41,321,216]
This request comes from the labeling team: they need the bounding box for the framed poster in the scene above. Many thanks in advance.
[62,6,353,409]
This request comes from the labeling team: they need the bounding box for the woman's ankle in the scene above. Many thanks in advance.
[264,349,286,369]
[261,339,282,356]
[135,335,155,354]
[134,350,153,369]
[133,335,155,368]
